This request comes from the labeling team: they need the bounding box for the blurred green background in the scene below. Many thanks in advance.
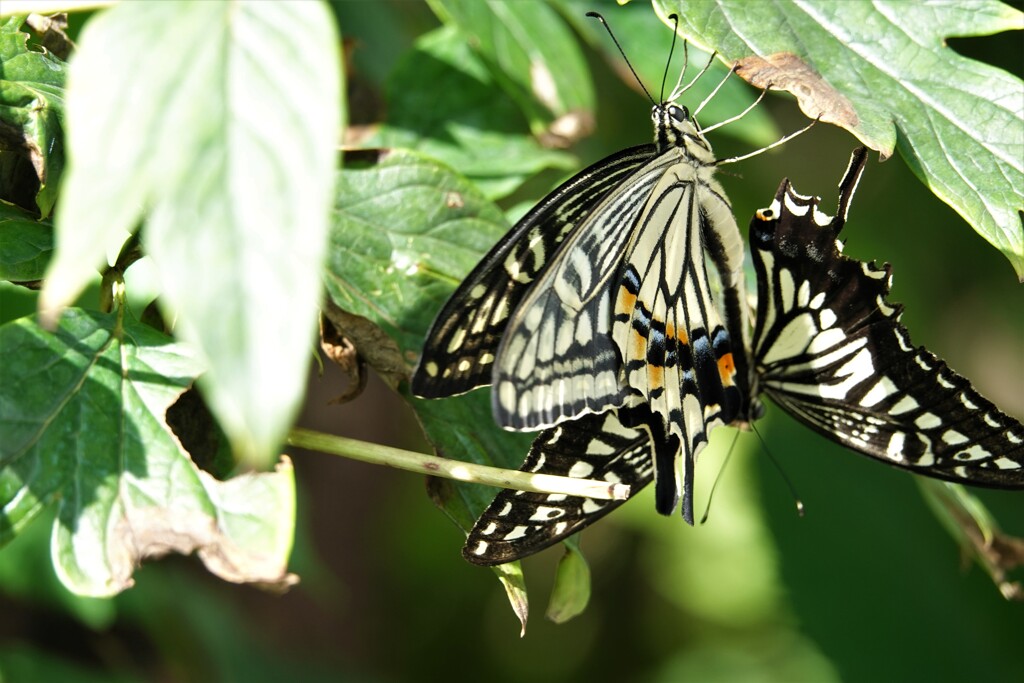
[2,1,1022,682]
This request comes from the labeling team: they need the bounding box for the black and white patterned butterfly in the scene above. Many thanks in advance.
[412,14,757,524]
[462,148,1024,565]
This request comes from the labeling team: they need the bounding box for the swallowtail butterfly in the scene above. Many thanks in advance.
[462,148,1024,565]
[413,14,754,524]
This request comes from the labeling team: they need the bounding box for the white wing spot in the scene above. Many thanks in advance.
[530,506,565,521]
[915,412,941,429]
[889,394,918,415]
[886,432,906,461]
[860,377,897,407]
[942,430,968,445]
[568,460,595,478]
[819,308,837,329]
[954,444,990,461]
[447,328,468,353]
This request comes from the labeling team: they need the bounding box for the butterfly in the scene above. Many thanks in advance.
[413,13,758,525]
[462,147,1024,566]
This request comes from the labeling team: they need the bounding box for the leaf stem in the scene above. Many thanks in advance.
[287,428,631,501]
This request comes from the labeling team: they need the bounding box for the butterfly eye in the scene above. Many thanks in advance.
[668,104,689,122]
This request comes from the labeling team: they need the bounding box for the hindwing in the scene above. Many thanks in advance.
[411,145,655,398]
[463,407,662,565]
[750,148,1024,487]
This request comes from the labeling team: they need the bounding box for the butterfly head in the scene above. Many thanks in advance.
[652,101,714,162]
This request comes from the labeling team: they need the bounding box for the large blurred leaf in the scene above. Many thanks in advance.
[41,0,343,468]
[0,309,296,597]
[654,0,1024,278]
[366,25,574,200]
[428,0,595,138]
[0,15,67,217]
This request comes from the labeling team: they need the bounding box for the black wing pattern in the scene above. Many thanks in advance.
[750,148,1024,487]
[411,145,655,399]
[463,406,665,566]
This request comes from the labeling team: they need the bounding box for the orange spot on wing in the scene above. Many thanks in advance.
[718,352,736,384]
[647,363,664,390]
[666,322,687,345]
[616,285,637,316]
[627,328,649,365]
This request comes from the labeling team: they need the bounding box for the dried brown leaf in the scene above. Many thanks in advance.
[734,52,861,146]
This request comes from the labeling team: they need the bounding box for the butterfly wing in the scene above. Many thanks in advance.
[613,153,748,521]
[412,145,655,399]
[750,148,1024,487]
[491,155,679,430]
[462,407,661,565]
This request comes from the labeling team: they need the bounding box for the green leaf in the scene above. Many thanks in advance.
[329,149,543,615]
[0,309,296,597]
[328,148,535,488]
[0,15,67,216]
[42,0,343,467]
[654,0,1024,278]
[427,0,594,137]
[328,149,510,354]
[366,25,575,200]
[545,542,591,624]
[0,199,51,282]
[918,480,1024,600]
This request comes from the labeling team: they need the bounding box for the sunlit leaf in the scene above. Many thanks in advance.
[0,309,296,597]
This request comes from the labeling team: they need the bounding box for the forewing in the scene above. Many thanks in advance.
[462,410,655,565]
[492,155,677,430]
[412,145,655,398]
[750,149,1024,488]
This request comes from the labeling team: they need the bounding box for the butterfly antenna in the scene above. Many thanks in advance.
[750,421,806,518]
[674,48,716,102]
[699,430,741,525]
[689,56,729,115]
[660,13,681,103]
[587,11,655,105]
[701,78,769,133]
[716,112,820,166]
